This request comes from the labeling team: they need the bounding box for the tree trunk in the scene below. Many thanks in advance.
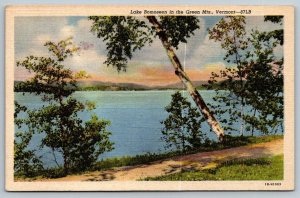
[146,16,224,140]
[240,99,245,136]
[251,108,256,136]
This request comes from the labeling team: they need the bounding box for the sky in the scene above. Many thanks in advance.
[14,16,283,86]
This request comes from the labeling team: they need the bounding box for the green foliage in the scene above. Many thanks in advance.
[208,16,248,54]
[85,101,96,110]
[159,16,199,49]
[14,131,44,178]
[264,16,283,45]
[89,16,153,71]
[264,16,283,24]
[161,91,205,152]
[45,37,80,61]
[74,70,91,79]
[41,167,66,178]
[207,16,283,136]
[15,38,114,176]
[144,155,283,181]
[243,30,283,134]
[88,16,200,71]
[14,102,43,178]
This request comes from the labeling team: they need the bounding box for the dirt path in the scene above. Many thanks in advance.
[42,138,283,181]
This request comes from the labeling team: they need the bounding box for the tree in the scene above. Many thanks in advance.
[242,17,283,134]
[88,16,224,140]
[207,16,283,136]
[161,91,205,152]
[207,16,249,136]
[15,38,114,175]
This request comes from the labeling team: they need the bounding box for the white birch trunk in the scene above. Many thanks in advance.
[146,16,225,140]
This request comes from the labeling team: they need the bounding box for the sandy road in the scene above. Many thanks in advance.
[38,138,283,181]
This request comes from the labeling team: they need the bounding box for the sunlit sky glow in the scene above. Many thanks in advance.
[14,16,283,86]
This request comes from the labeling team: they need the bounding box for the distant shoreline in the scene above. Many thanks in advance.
[14,87,209,92]
[14,80,210,92]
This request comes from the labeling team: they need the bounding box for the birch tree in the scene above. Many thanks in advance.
[88,16,224,140]
[208,16,248,136]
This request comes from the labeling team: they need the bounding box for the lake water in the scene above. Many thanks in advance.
[14,90,277,167]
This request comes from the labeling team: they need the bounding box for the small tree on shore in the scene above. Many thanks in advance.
[161,91,205,152]
[15,38,114,175]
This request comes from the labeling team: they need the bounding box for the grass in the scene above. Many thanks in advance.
[93,152,180,171]
[143,155,283,181]
[241,135,283,144]
[93,135,282,171]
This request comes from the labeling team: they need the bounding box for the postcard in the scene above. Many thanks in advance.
[5,5,294,191]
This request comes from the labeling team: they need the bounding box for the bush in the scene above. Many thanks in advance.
[14,131,43,178]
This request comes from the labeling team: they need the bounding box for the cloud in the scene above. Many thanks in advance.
[15,17,108,79]
[65,49,106,73]
[126,17,207,69]
[15,17,68,56]
[245,16,283,33]
[186,34,226,69]
[84,62,226,86]
[14,16,283,85]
